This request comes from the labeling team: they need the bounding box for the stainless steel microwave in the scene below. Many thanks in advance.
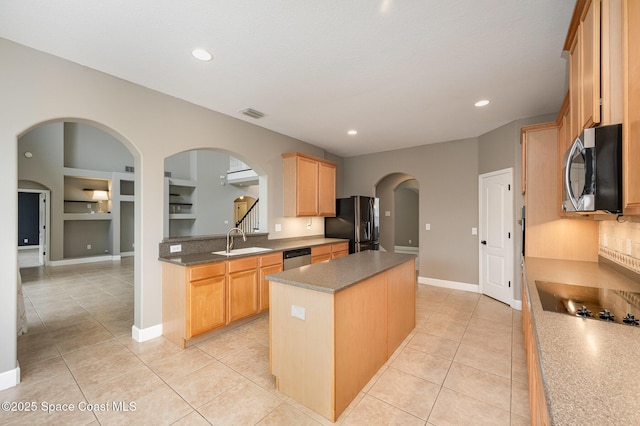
[562,124,622,214]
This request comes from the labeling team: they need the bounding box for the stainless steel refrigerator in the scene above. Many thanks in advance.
[324,196,379,253]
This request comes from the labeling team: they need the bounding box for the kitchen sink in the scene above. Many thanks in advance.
[212,247,273,256]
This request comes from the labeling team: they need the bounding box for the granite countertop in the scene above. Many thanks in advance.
[524,257,640,425]
[266,250,416,294]
[159,237,348,266]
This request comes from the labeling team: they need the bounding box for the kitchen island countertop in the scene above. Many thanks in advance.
[524,257,640,425]
[266,250,416,294]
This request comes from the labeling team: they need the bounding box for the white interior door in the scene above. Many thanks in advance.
[479,168,514,305]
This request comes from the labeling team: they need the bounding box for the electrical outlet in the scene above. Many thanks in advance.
[291,304,306,320]
[385,211,391,217]
[23,238,28,243]
[472,227,478,235]
[170,244,182,253]
[87,204,92,209]
[408,239,412,244]
[275,224,282,232]
[87,244,92,250]
[425,224,431,231]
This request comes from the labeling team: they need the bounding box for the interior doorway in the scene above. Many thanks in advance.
[18,189,50,268]
[479,168,514,305]
[375,173,419,268]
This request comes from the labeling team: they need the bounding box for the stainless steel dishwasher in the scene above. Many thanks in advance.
[282,247,311,270]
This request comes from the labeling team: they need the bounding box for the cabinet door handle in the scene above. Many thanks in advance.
[481,240,487,245]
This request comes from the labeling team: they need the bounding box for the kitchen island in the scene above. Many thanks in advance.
[267,250,416,422]
[523,257,640,425]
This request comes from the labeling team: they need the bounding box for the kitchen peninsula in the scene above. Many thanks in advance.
[267,250,416,422]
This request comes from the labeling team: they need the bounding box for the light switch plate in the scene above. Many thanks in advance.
[275,224,282,232]
[385,211,391,217]
[472,227,478,235]
[291,304,306,320]
[425,223,431,231]
[170,244,182,253]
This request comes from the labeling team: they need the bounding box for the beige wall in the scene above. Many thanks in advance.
[343,137,479,285]
[0,38,334,376]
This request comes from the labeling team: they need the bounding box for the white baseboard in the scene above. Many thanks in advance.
[419,276,523,310]
[132,324,163,342]
[418,276,479,293]
[0,363,20,391]
[49,255,120,266]
[394,245,419,255]
[120,251,134,258]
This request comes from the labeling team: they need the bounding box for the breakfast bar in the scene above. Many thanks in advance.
[267,250,416,422]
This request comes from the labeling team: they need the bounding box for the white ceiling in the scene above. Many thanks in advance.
[0,0,575,157]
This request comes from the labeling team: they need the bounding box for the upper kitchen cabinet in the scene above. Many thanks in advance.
[564,0,623,141]
[623,0,640,214]
[282,152,336,217]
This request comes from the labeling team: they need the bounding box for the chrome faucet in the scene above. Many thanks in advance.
[226,227,247,253]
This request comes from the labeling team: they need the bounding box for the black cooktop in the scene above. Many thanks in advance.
[535,281,640,326]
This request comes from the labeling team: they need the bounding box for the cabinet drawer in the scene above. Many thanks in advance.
[331,242,349,254]
[228,256,259,273]
[260,252,283,267]
[311,244,331,256]
[188,262,226,282]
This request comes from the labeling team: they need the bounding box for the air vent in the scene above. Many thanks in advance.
[240,108,265,119]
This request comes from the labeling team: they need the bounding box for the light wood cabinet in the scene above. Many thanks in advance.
[270,258,415,422]
[311,244,332,264]
[163,253,276,348]
[282,152,336,217]
[522,280,550,425]
[556,94,571,216]
[566,0,601,142]
[623,0,640,214]
[227,256,259,323]
[330,242,349,259]
[163,261,228,347]
[312,242,349,263]
[258,252,283,312]
[188,275,226,338]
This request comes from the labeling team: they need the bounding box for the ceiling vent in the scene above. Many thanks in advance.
[240,108,265,119]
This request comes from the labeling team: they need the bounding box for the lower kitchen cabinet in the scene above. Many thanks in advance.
[330,242,349,259]
[259,252,283,312]
[312,242,349,263]
[163,261,228,347]
[188,274,226,338]
[163,253,282,348]
[522,280,550,426]
[227,257,259,322]
[311,244,332,263]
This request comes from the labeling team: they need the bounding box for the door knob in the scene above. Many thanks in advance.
[481,240,487,245]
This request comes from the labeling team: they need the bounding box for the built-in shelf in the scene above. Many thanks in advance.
[63,213,113,221]
[169,214,196,220]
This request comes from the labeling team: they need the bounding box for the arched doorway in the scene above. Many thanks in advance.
[163,149,266,238]
[375,173,419,264]
[15,120,140,373]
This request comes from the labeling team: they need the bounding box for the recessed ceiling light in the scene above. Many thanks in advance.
[347,130,358,135]
[192,48,212,61]
[474,99,490,107]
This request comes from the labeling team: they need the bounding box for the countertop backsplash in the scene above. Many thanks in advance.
[600,220,640,275]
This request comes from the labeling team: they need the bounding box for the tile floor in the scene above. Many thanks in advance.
[2,258,530,425]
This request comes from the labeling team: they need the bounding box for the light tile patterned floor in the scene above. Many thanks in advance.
[2,259,530,425]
